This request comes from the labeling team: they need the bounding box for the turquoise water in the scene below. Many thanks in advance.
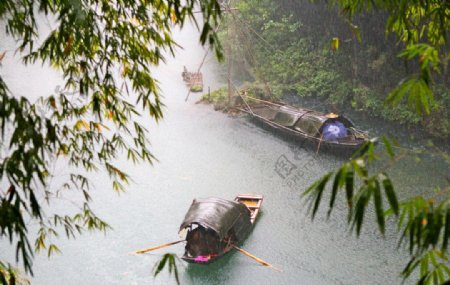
[1,17,448,285]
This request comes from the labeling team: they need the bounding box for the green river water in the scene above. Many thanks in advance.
[1,17,448,285]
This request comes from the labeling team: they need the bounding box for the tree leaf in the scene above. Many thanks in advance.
[442,208,450,250]
[305,173,332,220]
[345,170,354,221]
[381,136,395,159]
[328,165,347,217]
[380,173,399,215]
[331,37,339,52]
[353,186,372,236]
[373,180,385,235]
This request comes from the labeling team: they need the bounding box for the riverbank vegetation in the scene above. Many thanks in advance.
[210,1,450,284]
[223,0,449,140]
[231,0,450,284]
[199,87,229,110]
[199,83,268,111]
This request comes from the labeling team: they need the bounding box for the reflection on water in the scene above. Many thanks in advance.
[185,255,234,284]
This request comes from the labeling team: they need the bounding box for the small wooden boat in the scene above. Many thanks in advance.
[179,194,263,264]
[238,98,370,154]
[182,66,203,92]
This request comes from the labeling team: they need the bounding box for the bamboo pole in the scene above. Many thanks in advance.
[184,22,222,102]
[232,245,282,272]
[243,96,284,107]
[131,240,184,254]
[316,133,324,155]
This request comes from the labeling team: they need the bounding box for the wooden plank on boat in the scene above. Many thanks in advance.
[235,194,263,224]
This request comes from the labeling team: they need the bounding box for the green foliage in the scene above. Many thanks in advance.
[284,1,450,283]
[200,87,228,106]
[0,0,223,282]
[242,82,275,100]
[303,137,450,284]
[402,249,450,285]
[303,138,399,236]
[421,85,450,138]
[352,85,423,125]
[387,78,434,116]
[190,84,204,92]
[231,0,449,138]
[153,253,181,285]
[201,83,282,111]
[0,262,29,285]
[331,0,449,118]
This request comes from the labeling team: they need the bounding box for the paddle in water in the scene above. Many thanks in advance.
[232,245,282,272]
[132,240,185,254]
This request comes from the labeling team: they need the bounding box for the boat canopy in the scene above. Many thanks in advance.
[272,106,309,127]
[179,198,252,241]
[294,113,329,136]
[249,103,357,138]
[252,105,279,121]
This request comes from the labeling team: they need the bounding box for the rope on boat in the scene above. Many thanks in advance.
[225,79,254,116]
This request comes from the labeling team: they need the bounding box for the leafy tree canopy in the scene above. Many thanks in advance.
[225,0,449,283]
[330,0,449,115]
[301,1,450,284]
[0,0,222,283]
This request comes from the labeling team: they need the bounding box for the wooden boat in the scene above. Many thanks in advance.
[238,98,370,153]
[182,66,203,92]
[179,194,263,264]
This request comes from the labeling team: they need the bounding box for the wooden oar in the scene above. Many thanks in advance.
[132,240,184,254]
[232,245,282,272]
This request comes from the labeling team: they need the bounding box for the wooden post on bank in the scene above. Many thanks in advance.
[227,11,233,107]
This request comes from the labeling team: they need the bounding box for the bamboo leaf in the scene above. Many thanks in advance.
[352,158,367,178]
[420,253,429,278]
[328,165,347,217]
[153,254,180,285]
[410,218,417,254]
[386,79,412,106]
[153,254,169,278]
[402,256,421,279]
[442,208,450,250]
[302,172,332,197]
[382,136,395,159]
[345,170,354,221]
[432,271,438,285]
[311,173,333,220]
[356,187,372,236]
[169,254,180,285]
[351,141,371,159]
[380,173,399,215]
[373,181,385,235]
[47,244,61,258]
[437,266,445,284]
